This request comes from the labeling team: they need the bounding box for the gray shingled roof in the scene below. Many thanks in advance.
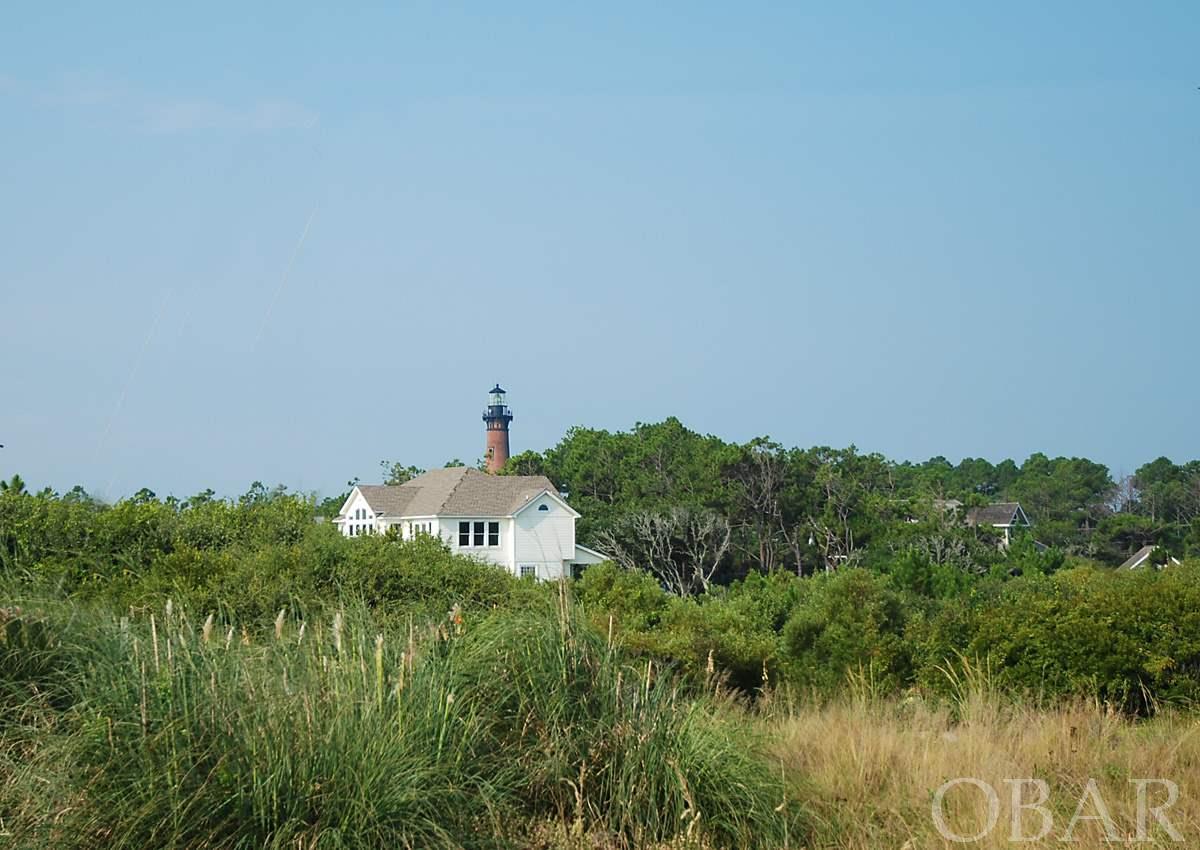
[966,502,1027,527]
[357,467,560,518]
[355,484,421,517]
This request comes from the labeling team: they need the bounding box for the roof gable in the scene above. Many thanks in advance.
[511,488,582,519]
[1119,545,1181,570]
[1120,545,1155,570]
[966,502,1029,528]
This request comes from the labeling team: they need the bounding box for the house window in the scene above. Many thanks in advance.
[487,521,499,546]
[538,504,549,512]
[520,564,536,579]
[458,521,470,546]
[473,521,485,546]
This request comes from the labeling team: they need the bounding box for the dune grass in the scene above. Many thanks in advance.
[0,589,793,849]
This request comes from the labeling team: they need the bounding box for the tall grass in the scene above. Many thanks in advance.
[0,587,793,849]
[446,590,793,848]
[772,687,1200,849]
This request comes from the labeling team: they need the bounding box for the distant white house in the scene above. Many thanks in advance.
[334,466,607,579]
[1119,545,1181,571]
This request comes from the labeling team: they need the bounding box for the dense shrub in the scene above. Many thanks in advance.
[574,561,669,632]
[781,569,912,692]
[336,531,525,618]
[913,563,1200,711]
[577,567,801,691]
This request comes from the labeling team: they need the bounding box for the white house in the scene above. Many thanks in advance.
[333,466,607,579]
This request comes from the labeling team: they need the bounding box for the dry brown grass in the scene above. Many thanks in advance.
[769,692,1200,849]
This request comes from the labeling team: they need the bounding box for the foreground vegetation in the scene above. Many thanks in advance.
[5,586,1198,848]
[0,588,794,849]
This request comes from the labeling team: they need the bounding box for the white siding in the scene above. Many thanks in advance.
[514,494,574,579]
[335,489,383,537]
[444,517,515,572]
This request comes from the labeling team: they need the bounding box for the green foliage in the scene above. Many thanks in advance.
[885,550,973,598]
[379,459,425,485]
[448,601,794,847]
[573,560,668,631]
[1002,536,1066,576]
[781,569,912,692]
[914,563,1200,712]
[577,567,803,692]
[1,591,796,849]
[336,532,525,619]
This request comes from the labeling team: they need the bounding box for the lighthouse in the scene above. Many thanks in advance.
[482,384,514,474]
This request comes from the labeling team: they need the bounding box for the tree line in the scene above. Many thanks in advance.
[489,418,1199,589]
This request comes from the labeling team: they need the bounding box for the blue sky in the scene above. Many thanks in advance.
[2,2,1197,499]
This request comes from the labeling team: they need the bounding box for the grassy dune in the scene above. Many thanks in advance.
[0,593,792,849]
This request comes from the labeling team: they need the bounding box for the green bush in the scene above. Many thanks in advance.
[336,532,523,619]
[914,563,1200,711]
[577,567,801,691]
[574,560,668,631]
[781,569,911,692]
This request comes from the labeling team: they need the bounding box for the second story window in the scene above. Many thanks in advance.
[488,521,499,546]
[473,521,485,546]
[458,521,470,546]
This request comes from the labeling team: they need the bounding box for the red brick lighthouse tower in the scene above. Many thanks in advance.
[482,384,514,474]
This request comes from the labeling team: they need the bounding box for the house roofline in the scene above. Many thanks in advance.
[573,543,610,561]
[511,488,581,519]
